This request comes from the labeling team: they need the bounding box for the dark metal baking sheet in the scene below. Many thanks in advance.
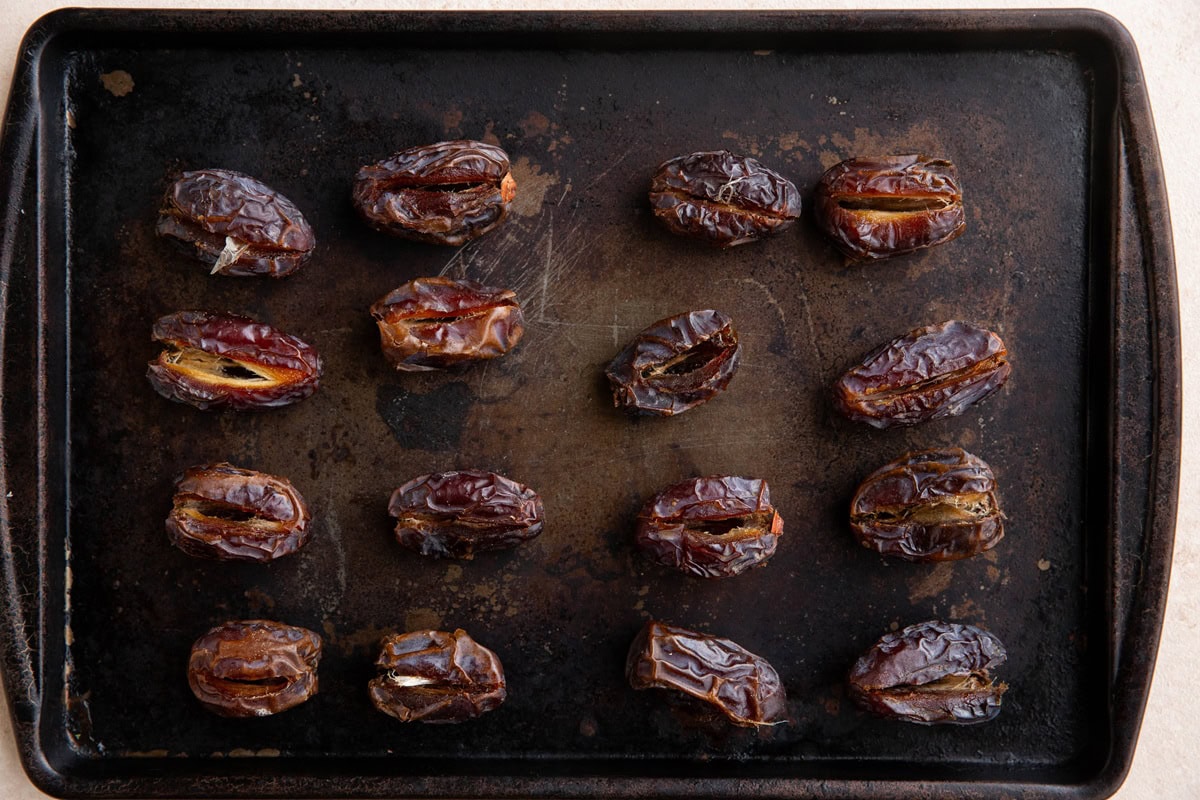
[0,9,1179,799]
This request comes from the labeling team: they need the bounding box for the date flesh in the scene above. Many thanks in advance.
[147,311,322,410]
[848,620,1007,725]
[157,169,315,277]
[369,629,506,723]
[370,277,524,371]
[833,320,1009,428]
[814,155,965,260]
[851,448,1003,561]
[649,150,802,247]
[606,310,741,416]
[188,619,322,717]
[353,140,516,245]
[388,470,544,559]
[167,463,311,562]
[636,476,782,578]
[627,620,787,727]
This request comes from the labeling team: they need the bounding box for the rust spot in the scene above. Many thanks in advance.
[907,561,954,602]
[520,110,551,137]
[100,70,134,97]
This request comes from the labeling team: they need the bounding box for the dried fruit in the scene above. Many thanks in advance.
[188,620,322,717]
[369,629,506,723]
[814,154,965,260]
[147,311,322,411]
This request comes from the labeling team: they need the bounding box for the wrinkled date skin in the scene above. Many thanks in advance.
[188,620,322,717]
[851,448,1003,561]
[649,150,802,247]
[833,320,1010,428]
[157,169,315,277]
[627,620,787,727]
[167,463,311,562]
[370,277,524,371]
[388,470,544,559]
[636,476,782,578]
[848,620,1007,725]
[814,154,965,260]
[147,311,322,411]
[369,629,507,723]
[606,310,741,416]
[352,140,516,245]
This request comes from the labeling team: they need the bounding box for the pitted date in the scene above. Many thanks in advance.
[157,169,315,277]
[627,620,787,727]
[167,463,311,562]
[188,619,322,717]
[370,277,524,371]
[606,310,741,416]
[848,620,1007,725]
[352,140,516,245]
[636,476,782,578]
[649,150,802,247]
[851,448,1003,561]
[388,470,544,559]
[369,629,506,723]
[814,155,965,260]
[833,320,1009,428]
[147,311,322,411]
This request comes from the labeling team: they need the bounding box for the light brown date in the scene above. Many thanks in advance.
[369,629,507,724]
[187,620,322,717]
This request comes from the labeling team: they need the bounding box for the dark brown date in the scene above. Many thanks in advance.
[369,629,506,723]
[147,311,322,411]
[627,620,787,727]
[814,154,965,260]
[352,140,516,245]
[188,619,322,717]
[370,277,524,371]
[388,470,544,559]
[851,448,1003,561]
[157,169,315,277]
[833,320,1010,428]
[848,620,1007,725]
[636,476,782,578]
[649,150,802,247]
[166,463,311,562]
[605,310,741,416]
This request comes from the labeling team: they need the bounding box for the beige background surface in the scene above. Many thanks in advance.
[0,1,1194,798]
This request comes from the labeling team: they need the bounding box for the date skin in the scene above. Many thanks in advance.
[848,620,1007,725]
[353,140,516,245]
[833,320,1009,428]
[851,448,1003,561]
[369,629,506,723]
[649,150,802,247]
[627,620,787,727]
[370,277,524,371]
[388,470,544,559]
[157,169,315,277]
[636,476,782,578]
[188,620,322,717]
[814,155,965,260]
[167,463,311,562]
[147,311,322,411]
[606,310,741,416]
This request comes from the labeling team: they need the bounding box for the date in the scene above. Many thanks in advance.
[814,154,965,260]
[157,169,315,277]
[188,619,322,717]
[370,277,524,371]
[851,448,1003,561]
[833,320,1009,428]
[352,140,516,245]
[388,470,544,559]
[605,310,741,416]
[848,620,1007,725]
[369,629,506,723]
[636,476,782,578]
[147,311,322,411]
[167,463,311,562]
[627,620,787,727]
